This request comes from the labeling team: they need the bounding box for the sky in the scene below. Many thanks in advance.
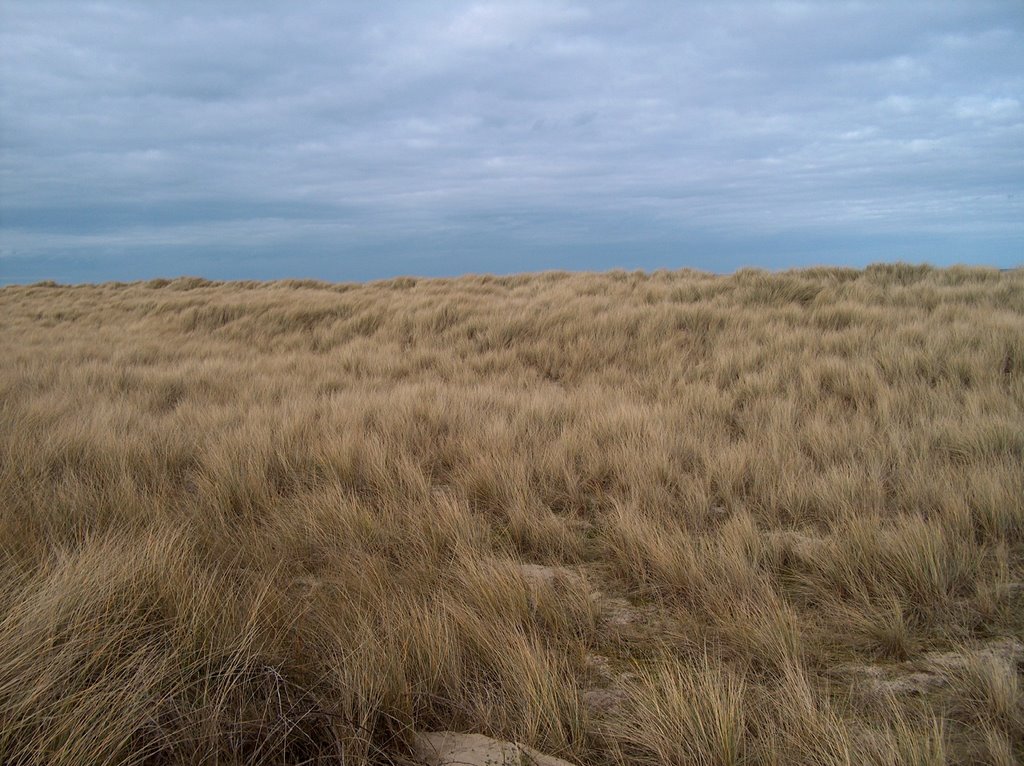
[0,1,1022,283]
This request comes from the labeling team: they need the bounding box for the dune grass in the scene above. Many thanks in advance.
[1,264,1022,764]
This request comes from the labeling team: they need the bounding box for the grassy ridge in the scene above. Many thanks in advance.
[1,264,1022,764]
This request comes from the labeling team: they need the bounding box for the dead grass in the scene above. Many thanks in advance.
[0,264,1022,764]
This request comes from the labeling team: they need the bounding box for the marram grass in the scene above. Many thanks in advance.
[1,264,1022,764]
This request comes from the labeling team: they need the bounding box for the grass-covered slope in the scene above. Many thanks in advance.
[1,264,1022,765]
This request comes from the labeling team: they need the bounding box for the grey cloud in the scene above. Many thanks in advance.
[1,1,1021,281]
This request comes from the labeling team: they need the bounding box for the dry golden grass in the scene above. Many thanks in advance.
[1,264,1022,765]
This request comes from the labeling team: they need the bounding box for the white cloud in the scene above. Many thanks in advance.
[443,2,587,49]
[954,96,1021,121]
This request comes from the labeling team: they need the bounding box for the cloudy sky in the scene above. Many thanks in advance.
[1,1,1021,283]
